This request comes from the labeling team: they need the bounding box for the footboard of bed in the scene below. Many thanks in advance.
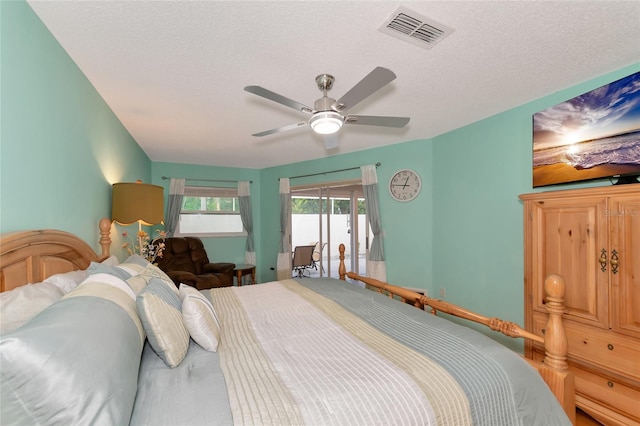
[345,270,575,424]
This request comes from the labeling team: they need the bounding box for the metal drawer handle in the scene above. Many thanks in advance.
[607,381,614,388]
[607,344,614,350]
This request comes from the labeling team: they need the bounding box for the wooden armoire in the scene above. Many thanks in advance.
[520,184,640,426]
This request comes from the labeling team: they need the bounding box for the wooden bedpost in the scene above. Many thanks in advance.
[543,274,569,370]
[98,217,112,259]
[338,244,346,280]
[540,274,575,424]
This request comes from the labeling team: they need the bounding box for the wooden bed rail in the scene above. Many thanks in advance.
[346,271,569,368]
[346,272,546,344]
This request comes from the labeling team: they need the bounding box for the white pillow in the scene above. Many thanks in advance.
[0,282,64,333]
[43,270,87,293]
[179,284,221,352]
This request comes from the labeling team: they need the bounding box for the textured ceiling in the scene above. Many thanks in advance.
[27,0,640,169]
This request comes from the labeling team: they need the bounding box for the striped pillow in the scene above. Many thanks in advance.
[136,279,189,367]
[144,263,179,295]
[179,284,221,352]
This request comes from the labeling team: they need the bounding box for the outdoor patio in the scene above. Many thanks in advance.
[294,252,367,280]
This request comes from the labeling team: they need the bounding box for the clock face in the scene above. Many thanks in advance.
[389,169,421,202]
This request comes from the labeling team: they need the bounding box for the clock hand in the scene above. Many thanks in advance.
[402,177,409,189]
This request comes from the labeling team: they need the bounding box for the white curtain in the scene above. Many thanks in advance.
[361,165,386,281]
[165,178,185,237]
[276,178,292,280]
[238,181,255,265]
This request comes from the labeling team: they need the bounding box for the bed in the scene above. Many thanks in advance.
[0,219,574,425]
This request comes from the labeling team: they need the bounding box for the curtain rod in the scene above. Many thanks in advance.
[161,176,252,184]
[287,162,381,180]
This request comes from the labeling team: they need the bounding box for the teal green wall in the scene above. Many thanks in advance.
[0,1,151,254]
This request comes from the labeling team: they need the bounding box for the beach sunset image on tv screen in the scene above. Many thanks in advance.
[532,71,640,187]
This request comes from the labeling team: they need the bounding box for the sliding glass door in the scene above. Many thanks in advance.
[290,180,369,278]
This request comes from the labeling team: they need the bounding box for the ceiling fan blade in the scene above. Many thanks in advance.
[323,134,339,150]
[345,115,410,128]
[331,67,397,112]
[244,85,314,114]
[252,122,307,137]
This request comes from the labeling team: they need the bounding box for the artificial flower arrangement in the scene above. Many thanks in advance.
[122,229,166,264]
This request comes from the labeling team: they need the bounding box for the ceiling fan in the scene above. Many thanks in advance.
[244,66,410,149]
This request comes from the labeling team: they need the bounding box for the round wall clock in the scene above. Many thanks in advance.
[389,169,421,202]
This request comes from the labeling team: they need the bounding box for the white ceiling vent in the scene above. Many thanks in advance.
[379,7,454,50]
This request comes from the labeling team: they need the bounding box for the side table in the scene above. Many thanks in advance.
[233,264,256,286]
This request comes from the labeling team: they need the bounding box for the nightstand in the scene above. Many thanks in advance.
[233,264,256,286]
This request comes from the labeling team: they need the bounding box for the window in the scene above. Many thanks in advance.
[176,186,246,237]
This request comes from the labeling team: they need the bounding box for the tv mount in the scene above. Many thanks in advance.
[613,174,640,185]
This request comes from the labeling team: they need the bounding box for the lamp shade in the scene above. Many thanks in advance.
[111,181,164,226]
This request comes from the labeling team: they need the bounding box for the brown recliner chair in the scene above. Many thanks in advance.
[156,237,235,290]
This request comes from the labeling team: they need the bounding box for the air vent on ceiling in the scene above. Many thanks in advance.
[379,6,454,50]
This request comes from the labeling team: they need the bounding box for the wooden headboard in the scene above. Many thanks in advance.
[0,218,112,292]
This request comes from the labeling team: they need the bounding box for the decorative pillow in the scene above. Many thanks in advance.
[123,254,150,267]
[118,263,147,277]
[137,279,190,367]
[127,263,178,295]
[76,273,137,301]
[179,284,221,352]
[126,270,152,294]
[0,278,143,425]
[101,255,121,266]
[87,261,132,281]
[86,258,151,281]
[43,269,87,293]
[0,282,64,333]
[146,263,178,293]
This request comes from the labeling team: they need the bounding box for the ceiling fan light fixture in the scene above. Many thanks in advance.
[309,111,343,135]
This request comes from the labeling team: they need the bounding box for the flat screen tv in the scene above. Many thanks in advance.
[532,71,640,187]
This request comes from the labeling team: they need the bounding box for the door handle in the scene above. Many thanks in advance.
[610,249,619,274]
[599,249,607,272]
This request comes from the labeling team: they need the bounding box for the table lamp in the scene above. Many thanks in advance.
[111,180,164,252]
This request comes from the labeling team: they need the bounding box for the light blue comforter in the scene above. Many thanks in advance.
[130,278,570,426]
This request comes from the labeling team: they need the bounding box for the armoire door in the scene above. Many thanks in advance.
[609,194,640,339]
[529,195,609,329]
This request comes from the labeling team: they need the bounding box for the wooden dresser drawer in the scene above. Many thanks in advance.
[532,313,640,381]
[531,343,640,425]
[571,365,640,424]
